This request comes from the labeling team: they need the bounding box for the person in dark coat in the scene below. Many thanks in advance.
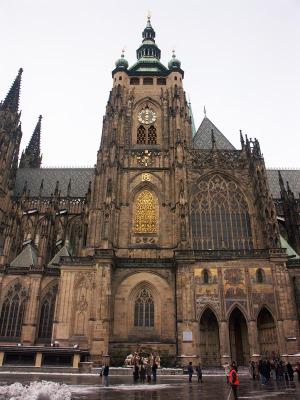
[152,360,158,383]
[187,362,193,382]
[196,363,203,383]
[295,362,300,382]
[140,364,146,383]
[133,362,139,383]
[103,363,109,387]
[287,362,294,381]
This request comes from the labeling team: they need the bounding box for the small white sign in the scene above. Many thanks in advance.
[183,331,193,341]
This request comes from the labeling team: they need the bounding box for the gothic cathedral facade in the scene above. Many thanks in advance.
[0,18,299,367]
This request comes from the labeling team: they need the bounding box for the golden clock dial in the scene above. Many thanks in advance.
[138,109,157,125]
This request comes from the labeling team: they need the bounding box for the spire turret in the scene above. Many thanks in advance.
[115,49,129,70]
[136,15,161,60]
[0,68,23,113]
[168,50,182,70]
[19,115,42,168]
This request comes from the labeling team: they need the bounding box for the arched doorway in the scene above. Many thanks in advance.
[257,308,279,358]
[199,308,220,366]
[229,308,250,366]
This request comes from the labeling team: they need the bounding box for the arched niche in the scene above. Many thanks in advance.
[199,308,220,366]
[229,307,250,366]
[257,307,279,358]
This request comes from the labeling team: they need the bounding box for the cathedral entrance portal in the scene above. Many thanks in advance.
[257,308,279,358]
[229,308,250,366]
[199,308,220,366]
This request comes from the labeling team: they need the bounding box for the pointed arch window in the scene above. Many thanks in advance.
[256,269,265,284]
[134,288,154,327]
[137,125,146,144]
[203,269,209,284]
[191,175,253,250]
[148,126,157,144]
[134,190,158,233]
[0,283,27,338]
[37,284,58,340]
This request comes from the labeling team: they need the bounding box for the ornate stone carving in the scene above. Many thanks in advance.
[190,149,246,170]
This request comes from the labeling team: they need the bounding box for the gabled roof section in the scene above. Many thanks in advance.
[48,245,71,267]
[280,236,300,259]
[193,117,236,150]
[10,244,38,267]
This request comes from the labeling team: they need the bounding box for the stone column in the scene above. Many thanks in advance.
[21,275,42,344]
[220,320,231,365]
[248,320,260,360]
[52,268,75,345]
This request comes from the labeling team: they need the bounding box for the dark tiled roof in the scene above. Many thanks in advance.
[266,169,300,199]
[14,168,94,197]
[13,167,300,201]
[193,117,236,150]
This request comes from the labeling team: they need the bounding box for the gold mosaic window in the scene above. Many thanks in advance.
[134,190,158,233]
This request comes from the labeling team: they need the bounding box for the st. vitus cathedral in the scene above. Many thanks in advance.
[0,17,300,367]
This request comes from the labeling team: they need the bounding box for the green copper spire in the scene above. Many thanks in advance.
[136,14,161,60]
[128,15,169,76]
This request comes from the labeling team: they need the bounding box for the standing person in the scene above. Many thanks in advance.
[146,360,152,383]
[224,362,230,384]
[229,364,239,400]
[287,362,294,381]
[103,363,109,387]
[295,362,300,382]
[152,360,158,383]
[133,362,139,383]
[187,362,193,383]
[140,363,146,383]
[196,363,203,383]
[249,361,255,380]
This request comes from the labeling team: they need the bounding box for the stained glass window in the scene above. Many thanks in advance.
[0,283,27,338]
[37,284,57,340]
[134,288,154,327]
[148,126,157,144]
[191,175,253,250]
[137,125,146,144]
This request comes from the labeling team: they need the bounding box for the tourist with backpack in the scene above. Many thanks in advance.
[229,363,239,399]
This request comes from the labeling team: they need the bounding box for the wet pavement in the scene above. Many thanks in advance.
[0,374,300,399]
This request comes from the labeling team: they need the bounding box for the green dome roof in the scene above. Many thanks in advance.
[168,50,181,70]
[115,51,128,69]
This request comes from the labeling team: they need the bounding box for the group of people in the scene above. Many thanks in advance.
[249,359,300,383]
[132,357,158,383]
[188,361,239,399]
[187,362,203,383]
[124,351,161,368]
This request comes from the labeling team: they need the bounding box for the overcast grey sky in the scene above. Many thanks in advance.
[1,0,299,167]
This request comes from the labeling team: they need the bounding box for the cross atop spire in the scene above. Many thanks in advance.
[19,115,42,168]
[147,10,151,26]
[0,68,23,113]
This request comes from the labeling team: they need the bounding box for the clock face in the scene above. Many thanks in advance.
[138,109,157,125]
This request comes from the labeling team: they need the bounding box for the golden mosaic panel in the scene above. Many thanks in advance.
[134,190,158,233]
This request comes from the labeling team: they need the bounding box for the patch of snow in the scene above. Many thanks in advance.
[0,381,71,400]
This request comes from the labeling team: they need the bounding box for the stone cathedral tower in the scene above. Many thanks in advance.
[0,17,299,368]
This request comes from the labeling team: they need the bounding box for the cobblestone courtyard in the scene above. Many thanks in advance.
[0,374,300,399]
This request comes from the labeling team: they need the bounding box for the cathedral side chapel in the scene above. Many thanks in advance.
[0,16,300,367]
